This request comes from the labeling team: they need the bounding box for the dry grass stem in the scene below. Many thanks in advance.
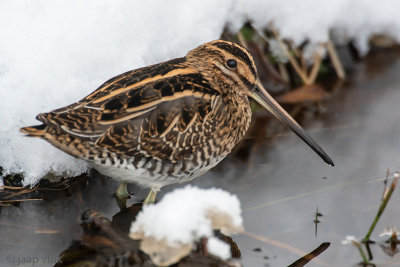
[237,31,249,49]
[270,26,310,85]
[278,62,290,83]
[363,173,399,241]
[0,198,43,203]
[326,40,346,79]
[308,48,324,84]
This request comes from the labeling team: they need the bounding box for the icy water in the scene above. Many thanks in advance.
[2,48,400,266]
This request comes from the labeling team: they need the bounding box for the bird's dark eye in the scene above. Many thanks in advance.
[226,59,237,69]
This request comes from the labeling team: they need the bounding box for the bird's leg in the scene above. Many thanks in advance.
[116,182,129,210]
[143,189,157,205]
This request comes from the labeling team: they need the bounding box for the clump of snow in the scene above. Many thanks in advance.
[2,0,400,185]
[207,236,232,260]
[129,186,242,265]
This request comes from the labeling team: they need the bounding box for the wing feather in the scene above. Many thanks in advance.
[38,67,220,150]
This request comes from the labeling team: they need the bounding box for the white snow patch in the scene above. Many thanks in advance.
[130,185,243,244]
[129,186,242,264]
[2,0,400,184]
[207,236,232,260]
[0,0,234,185]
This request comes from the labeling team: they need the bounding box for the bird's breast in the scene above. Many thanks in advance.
[212,94,252,155]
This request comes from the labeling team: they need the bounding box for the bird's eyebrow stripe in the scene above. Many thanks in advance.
[212,42,257,77]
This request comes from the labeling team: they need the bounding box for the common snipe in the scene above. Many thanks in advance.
[21,40,333,206]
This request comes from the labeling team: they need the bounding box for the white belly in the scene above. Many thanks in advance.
[90,155,225,191]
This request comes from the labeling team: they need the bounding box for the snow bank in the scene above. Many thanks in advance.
[2,0,400,184]
[129,186,242,265]
[0,0,234,185]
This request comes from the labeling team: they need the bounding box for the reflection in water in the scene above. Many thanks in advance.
[56,205,243,267]
[54,204,327,266]
[1,48,400,266]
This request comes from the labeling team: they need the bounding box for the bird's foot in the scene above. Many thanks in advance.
[143,189,157,205]
[116,182,129,210]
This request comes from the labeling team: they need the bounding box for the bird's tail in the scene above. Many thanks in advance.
[20,124,47,137]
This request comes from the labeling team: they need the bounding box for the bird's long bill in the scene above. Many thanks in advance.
[251,80,334,166]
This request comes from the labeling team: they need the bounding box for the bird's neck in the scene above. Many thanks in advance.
[211,93,252,156]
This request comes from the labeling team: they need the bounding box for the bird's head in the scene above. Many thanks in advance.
[187,40,334,166]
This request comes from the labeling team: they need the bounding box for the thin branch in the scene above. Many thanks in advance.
[0,198,43,203]
[269,27,310,85]
[237,30,249,49]
[278,62,290,83]
[308,46,324,84]
[0,185,24,190]
[288,242,330,267]
[242,231,330,266]
[326,40,346,79]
